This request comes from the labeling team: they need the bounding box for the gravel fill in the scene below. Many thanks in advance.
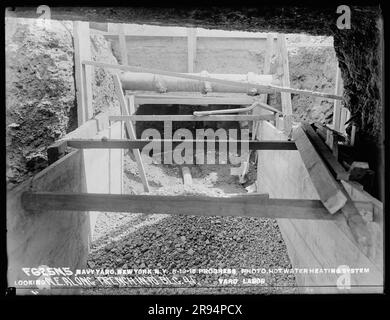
[82,152,297,295]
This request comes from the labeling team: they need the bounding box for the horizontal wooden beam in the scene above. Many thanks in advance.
[302,123,350,181]
[109,114,275,122]
[134,94,257,105]
[21,192,336,221]
[64,139,298,151]
[101,31,276,39]
[82,60,343,100]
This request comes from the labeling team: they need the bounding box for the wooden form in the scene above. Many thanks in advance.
[73,21,93,126]
[302,123,350,181]
[257,120,383,292]
[82,60,343,100]
[64,139,298,151]
[293,125,347,214]
[293,124,373,257]
[21,191,338,221]
[109,114,275,122]
[112,74,150,192]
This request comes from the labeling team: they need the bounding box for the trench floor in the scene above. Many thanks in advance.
[81,151,297,295]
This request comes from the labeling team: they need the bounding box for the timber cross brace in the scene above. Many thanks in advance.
[23,123,375,258]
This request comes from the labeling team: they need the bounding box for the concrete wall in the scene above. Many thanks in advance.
[256,121,383,293]
[6,112,122,295]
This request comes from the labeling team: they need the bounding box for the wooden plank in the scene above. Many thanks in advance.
[277,34,293,136]
[112,74,150,192]
[109,114,275,122]
[293,125,347,214]
[82,60,343,100]
[101,29,277,38]
[127,94,136,128]
[118,24,128,65]
[73,21,93,125]
[21,192,337,221]
[181,167,192,185]
[65,139,298,151]
[257,121,383,293]
[302,123,350,181]
[332,67,343,132]
[187,28,197,73]
[134,94,257,105]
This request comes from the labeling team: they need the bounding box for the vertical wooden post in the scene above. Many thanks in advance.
[252,33,274,138]
[187,28,197,73]
[118,24,128,65]
[332,67,343,132]
[277,34,293,136]
[73,21,93,126]
[250,34,275,187]
[113,75,150,192]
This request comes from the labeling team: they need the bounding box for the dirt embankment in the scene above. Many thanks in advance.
[6,19,119,186]
[289,46,337,123]
[6,19,75,185]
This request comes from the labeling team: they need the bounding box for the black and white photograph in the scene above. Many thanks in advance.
[4,3,386,302]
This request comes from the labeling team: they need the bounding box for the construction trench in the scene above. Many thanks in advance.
[6,6,384,295]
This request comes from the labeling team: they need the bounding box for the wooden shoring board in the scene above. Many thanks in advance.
[109,114,275,122]
[73,21,93,126]
[82,60,343,100]
[328,66,344,150]
[21,191,338,221]
[332,67,343,132]
[302,123,350,181]
[257,121,383,292]
[65,139,298,151]
[277,34,293,136]
[113,74,150,192]
[293,125,347,214]
[294,125,373,257]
